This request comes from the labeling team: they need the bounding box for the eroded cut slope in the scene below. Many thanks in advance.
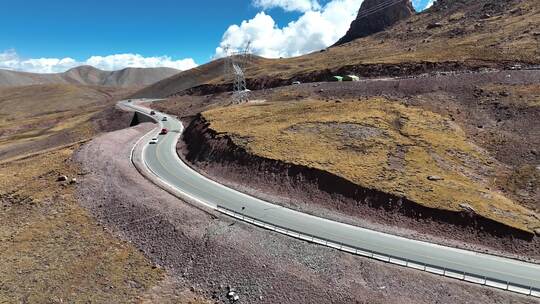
[201,99,539,234]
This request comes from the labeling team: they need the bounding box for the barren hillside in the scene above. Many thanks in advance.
[0,65,180,88]
[135,0,539,98]
[0,84,135,162]
[156,67,540,259]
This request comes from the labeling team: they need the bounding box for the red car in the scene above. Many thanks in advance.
[160,128,168,135]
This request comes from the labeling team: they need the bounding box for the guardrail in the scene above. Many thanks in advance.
[124,101,539,299]
[216,205,539,298]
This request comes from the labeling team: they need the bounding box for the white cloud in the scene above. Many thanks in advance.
[0,49,78,74]
[85,54,197,71]
[253,0,321,12]
[0,49,198,73]
[216,0,363,59]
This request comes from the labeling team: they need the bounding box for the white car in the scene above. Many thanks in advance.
[149,138,158,144]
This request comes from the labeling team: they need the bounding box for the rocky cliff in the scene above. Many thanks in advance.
[334,0,415,45]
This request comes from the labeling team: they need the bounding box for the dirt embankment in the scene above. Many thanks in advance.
[181,114,540,260]
[172,61,514,97]
[157,70,540,216]
[74,117,537,304]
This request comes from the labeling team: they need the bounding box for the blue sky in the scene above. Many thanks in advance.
[0,0,434,73]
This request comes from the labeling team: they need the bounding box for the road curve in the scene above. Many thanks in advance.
[120,99,540,298]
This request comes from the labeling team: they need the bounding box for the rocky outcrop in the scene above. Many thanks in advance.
[334,0,415,46]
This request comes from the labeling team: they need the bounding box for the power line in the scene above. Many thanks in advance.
[356,0,405,17]
[355,0,408,20]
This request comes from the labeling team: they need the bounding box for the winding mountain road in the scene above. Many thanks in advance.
[120,99,540,298]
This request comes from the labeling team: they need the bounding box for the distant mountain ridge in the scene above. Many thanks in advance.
[0,65,180,88]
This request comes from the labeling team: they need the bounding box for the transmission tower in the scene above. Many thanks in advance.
[228,41,252,104]
[232,63,248,103]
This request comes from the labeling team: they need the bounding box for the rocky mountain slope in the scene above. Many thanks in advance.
[134,0,539,98]
[334,0,415,46]
[0,65,180,88]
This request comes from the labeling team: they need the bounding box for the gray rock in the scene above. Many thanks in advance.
[459,203,476,214]
[335,0,414,45]
[227,291,239,302]
[427,175,444,181]
[427,22,443,29]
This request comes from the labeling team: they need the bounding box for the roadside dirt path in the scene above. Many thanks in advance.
[74,122,537,303]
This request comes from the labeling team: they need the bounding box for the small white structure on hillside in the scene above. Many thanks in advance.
[343,75,360,81]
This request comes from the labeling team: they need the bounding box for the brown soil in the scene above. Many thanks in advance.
[154,69,540,260]
[157,70,540,212]
[0,144,165,303]
[169,61,510,97]
[0,84,136,162]
[180,114,540,260]
[74,121,537,304]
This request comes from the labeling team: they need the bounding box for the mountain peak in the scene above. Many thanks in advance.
[334,0,415,46]
[66,65,102,73]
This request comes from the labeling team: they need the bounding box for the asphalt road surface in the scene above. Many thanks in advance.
[120,100,540,297]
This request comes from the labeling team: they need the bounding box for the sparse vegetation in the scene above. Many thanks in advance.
[0,147,164,303]
[203,98,540,232]
[479,84,540,108]
[0,84,135,162]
